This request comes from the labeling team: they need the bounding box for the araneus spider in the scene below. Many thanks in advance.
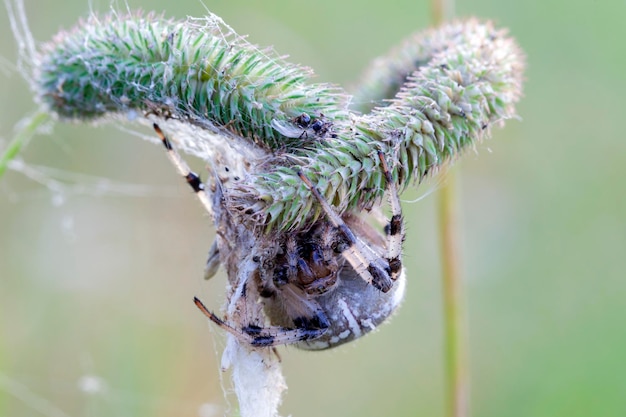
[154,123,406,349]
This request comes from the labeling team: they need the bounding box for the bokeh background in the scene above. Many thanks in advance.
[1,0,624,416]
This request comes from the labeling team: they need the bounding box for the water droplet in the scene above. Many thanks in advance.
[198,403,220,417]
[51,192,65,207]
[61,215,75,239]
[77,374,106,395]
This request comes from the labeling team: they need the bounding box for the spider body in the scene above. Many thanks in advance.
[269,221,341,297]
[154,123,406,349]
[293,112,312,128]
[260,214,406,349]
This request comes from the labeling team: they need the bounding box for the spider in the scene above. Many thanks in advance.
[271,112,335,140]
[293,112,330,137]
[153,122,406,349]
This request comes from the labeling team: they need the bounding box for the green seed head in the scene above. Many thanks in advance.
[37,12,348,151]
[34,14,524,232]
[227,20,525,231]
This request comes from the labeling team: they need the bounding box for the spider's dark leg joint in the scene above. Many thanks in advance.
[185,172,204,193]
[337,224,357,245]
[293,314,329,340]
[389,256,402,275]
[389,214,403,236]
[294,314,330,331]
[195,297,277,346]
[154,123,209,202]
[243,324,276,347]
[368,264,393,293]
[378,150,405,281]
[193,297,225,326]
[243,324,263,335]
[154,123,172,150]
[250,336,277,347]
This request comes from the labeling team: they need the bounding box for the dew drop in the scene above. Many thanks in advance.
[198,402,221,417]
[77,374,106,395]
[61,215,75,236]
[51,192,65,207]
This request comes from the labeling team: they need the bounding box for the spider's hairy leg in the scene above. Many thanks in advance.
[297,171,393,293]
[377,150,404,280]
[153,123,214,216]
[194,296,329,347]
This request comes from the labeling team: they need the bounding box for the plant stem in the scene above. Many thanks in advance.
[432,0,455,26]
[437,170,469,417]
[0,111,50,179]
[431,1,469,417]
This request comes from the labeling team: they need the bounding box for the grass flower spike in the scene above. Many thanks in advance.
[229,20,524,230]
[36,12,348,150]
[31,14,523,232]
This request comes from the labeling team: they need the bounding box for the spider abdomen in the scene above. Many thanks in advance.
[305,266,406,350]
[263,262,406,350]
[259,214,406,350]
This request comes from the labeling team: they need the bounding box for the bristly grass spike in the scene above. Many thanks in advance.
[35,12,349,148]
[227,20,524,231]
[3,11,522,235]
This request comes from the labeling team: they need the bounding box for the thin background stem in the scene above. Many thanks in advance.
[0,112,50,179]
[431,1,470,417]
[437,170,469,417]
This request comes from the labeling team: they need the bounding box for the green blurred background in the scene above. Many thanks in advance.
[1,0,624,416]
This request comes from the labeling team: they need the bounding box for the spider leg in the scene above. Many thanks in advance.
[194,287,329,347]
[298,171,393,293]
[153,123,213,216]
[154,123,223,280]
[377,150,404,281]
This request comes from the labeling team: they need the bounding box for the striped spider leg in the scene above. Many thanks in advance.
[153,123,213,215]
[194,283,330,347]
[297,150,405,293]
